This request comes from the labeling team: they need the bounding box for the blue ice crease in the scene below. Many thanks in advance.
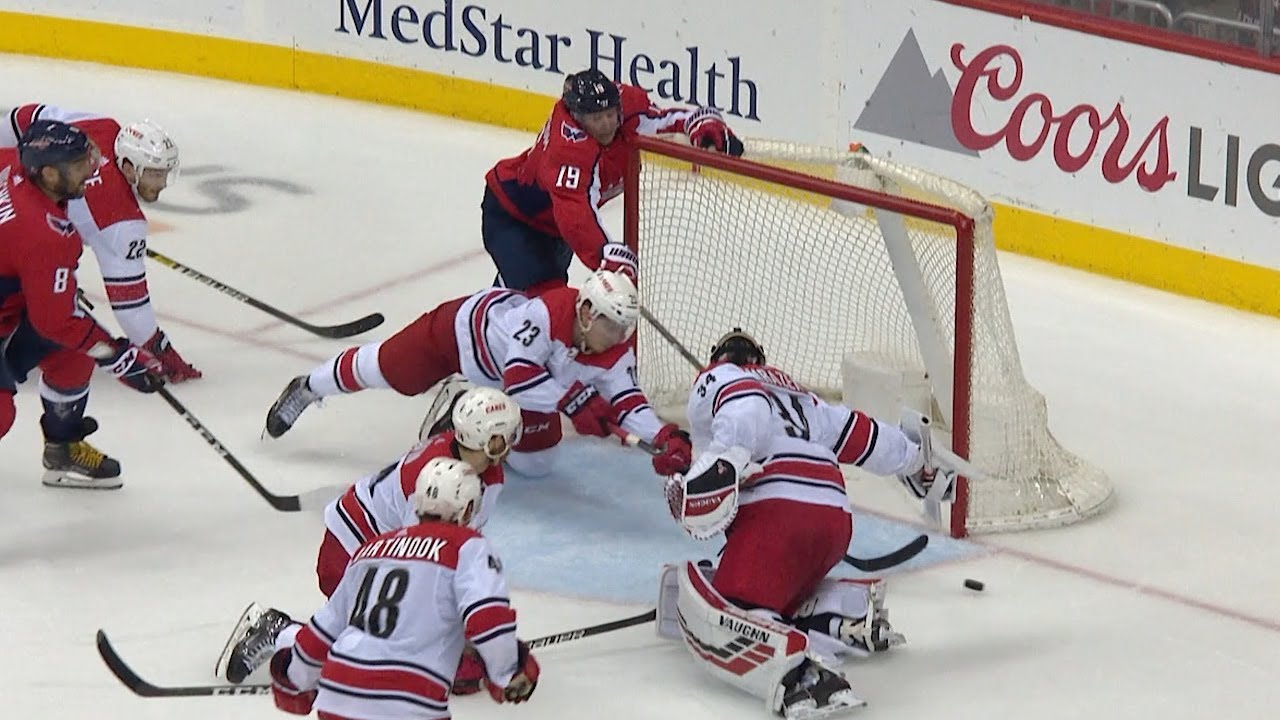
[484,437,982,604]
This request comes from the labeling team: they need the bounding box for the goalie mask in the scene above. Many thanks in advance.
[709,328,766,366]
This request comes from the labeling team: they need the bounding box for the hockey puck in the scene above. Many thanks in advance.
[963,579,985,592]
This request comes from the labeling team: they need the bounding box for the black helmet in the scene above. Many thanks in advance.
[709,328,766,366]
[562,69,621,115]
[19,120,91,172]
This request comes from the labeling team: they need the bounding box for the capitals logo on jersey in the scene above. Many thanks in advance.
[560,121,588,143]
[45,213,76,237]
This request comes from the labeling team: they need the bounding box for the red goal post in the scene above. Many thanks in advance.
[623,134,1111,537]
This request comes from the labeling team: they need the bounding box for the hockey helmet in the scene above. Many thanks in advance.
[709,328,766,366]
[412,457,482,523]
[577,270,639,338]
[18,120,92,172]
[562,69,621,116]
[452,387,522,460]
[114,119,180,178]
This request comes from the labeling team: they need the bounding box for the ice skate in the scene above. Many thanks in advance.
[264,376,319,438]
[216,603,292,684]
[41,416,123,490]
[779,660,866,720]
[836,581,904,654]
[417,375,473,441]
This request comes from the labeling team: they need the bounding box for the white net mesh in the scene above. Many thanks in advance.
[632,138,1112,534]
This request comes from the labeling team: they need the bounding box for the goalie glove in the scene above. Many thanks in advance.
[665,446,757,540]
[895,413,956,503]
[685,107,745,157]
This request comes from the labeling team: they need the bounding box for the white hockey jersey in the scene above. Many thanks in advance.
[3,104,159,345]
[323,431,503,555]
[687,362,918,510]
[453,285,663,441]
[286,521,521,720]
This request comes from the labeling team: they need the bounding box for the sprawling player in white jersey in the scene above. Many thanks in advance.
[216,387,523,690]
[656,329,952,719]
[2,104,200,381]
[263,270,691,478]
[266,456,540,720]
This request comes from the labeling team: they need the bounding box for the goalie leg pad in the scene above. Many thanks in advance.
[417,374,474,441]
[675,561,811,714]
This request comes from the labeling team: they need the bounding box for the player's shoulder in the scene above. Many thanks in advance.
[546,102,601,160]
[397,432,459,493]
[696,361,755,387]
[531,285,575,342]
[83,162,145,226]
[618,83,655,113]
[75,117,122,152]
[0,164,78,244]
[749,364,808,393]
[577,340,631,369]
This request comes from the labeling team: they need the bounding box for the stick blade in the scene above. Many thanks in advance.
[843,533,930,572]
[97,630,163,697]
[308,312,385,339]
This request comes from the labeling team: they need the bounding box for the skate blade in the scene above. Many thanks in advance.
[215,602,265,680]
[41,469,123,490]
[784,689,867,720]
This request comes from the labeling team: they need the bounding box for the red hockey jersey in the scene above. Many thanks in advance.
[0,150,112,353]
[485,84,694,268]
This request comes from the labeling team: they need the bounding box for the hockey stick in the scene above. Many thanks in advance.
[842,533,929,572]
[145,249,385,339]
[639,306,704,370]
[525,608,656,649]
[610,425,661,455]
[97,610,656,698]
[156,387,302,512]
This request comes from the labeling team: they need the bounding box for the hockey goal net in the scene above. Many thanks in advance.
[623,135,1112,537]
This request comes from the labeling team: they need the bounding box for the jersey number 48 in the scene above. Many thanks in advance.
[349,567,410,639]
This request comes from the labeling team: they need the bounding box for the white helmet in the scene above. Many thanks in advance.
[453,386,522,460]
[577,270,640,331]
[114,119,180,179]
[411,457,482,523]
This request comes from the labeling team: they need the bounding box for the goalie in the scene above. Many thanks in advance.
[658,329,952,719]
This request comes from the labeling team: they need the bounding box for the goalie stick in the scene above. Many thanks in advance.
[96,610,656,698]
[157,387,303,512]
[610,426,929,572]
[146,249,384,339]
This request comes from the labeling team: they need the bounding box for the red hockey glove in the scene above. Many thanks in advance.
[686,107,744,157]
[598,242,638,282]
[487,641,540,704]
[92,338,165,393]
[558,381,617,438]
[651,423,692,476]
[145,328,203,383]
[269,648,317,716]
